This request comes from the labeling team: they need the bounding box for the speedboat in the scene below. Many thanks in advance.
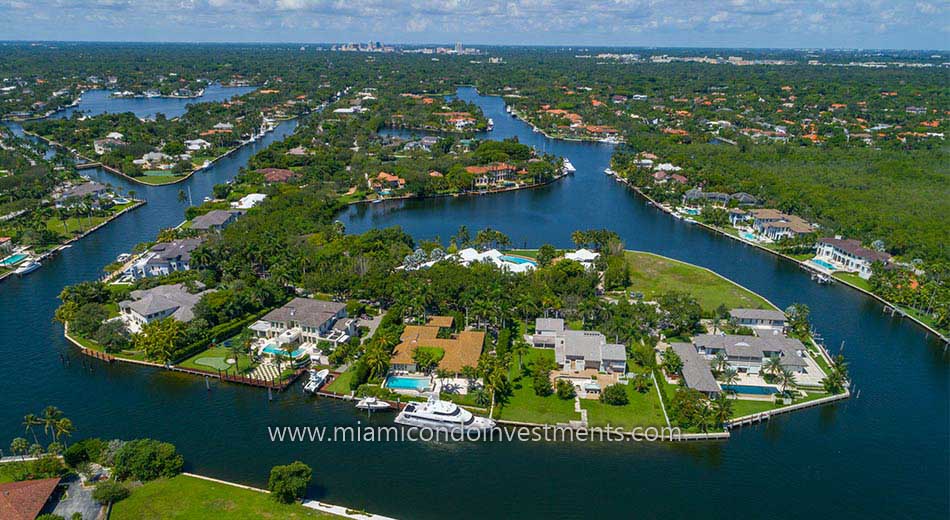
[604,168,615,176]
[394,396,495,432]
[486,118,494,130]
[355,397,392,411]
[303,368,330,393]
[14,260,41,276]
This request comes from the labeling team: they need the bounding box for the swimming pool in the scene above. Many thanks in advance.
[740,232,758,241]
[500,255,537,266]
[0,253,28,267]
[262,344,306,358]
[385,375,431,392]
[810,258,837,271]
[721,384,779,395]
[682,208,700,216]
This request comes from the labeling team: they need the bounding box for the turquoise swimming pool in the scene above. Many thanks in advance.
[262,344,306,358]
[810,258,836,271]
[740,232,758,241]
[721,384,778,395]
[385,375,431,392]
[500,255,537,266]
[0,253,28,267]
[683,208,700,216]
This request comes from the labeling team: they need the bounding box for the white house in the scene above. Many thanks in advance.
[564,249,600,268]
[118,283,212,331]
[249,297,354,347]
[231,193,267,210]
[184,138,212,151]
[729,308,786,335]
[815,237,892,279]
[531,319,626,373]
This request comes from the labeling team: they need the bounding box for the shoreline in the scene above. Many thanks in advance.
[614,177,949,344]
[0,198,146,283]
[21,128,265,187]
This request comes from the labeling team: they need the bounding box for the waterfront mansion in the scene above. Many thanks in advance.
[530,318,627,373]
[250,297,356,349]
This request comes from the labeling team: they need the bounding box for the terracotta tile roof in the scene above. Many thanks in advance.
[391,318,484,373]
[256,168,299,183]
[0,477,61,520]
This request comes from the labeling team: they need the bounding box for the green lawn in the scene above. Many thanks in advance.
[324,368,357,394]
[135,174,188,185]
[833,271,872,291]
[68,329,148,362]
[729,391,830,419]
[177,346,255,374]
[624,251,774,312]
[581,380,667,429]
[44,202,137,238]
[495,349,580,424]
[110,475,339,520]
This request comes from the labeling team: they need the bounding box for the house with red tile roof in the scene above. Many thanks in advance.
[0,477,61,520]
[256,167,299,183]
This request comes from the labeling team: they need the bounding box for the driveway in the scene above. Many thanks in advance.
[48,475,103,520]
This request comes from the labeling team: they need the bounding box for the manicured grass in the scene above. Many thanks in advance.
[833,271,872,291]
[110,475,338,520]
[44,202,137,238]
[729,391,830,419]
[581,380,667,429]
[134,174,187,185]
[68,329,148,362]
[505,249,539,259]
[624,251,774,312]
[177,346,255,374]
[324,368,358,394]
[495,349,580,424]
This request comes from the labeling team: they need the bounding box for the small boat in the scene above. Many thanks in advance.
[604,168,616,176]
[14,260,41,276]
[811,272,832,284]
[486,118,494,130]
[202,196,212,202]
[303,368,330,393]
[355,397,392,411]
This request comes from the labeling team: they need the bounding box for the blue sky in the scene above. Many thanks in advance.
[0,1,947,50]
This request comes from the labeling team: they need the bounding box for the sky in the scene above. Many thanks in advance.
[0,0,947,50]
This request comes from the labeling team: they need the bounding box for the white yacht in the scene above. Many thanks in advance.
[562,158,576,174]
[486,118,494,130]
[14,260,41,276]
[303,369,330,393]
[394,396,495,432]
[604,167,616,176]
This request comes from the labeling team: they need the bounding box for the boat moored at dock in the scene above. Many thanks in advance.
[394,395,495,432]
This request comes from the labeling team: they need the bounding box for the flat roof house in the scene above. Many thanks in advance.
[729,308,787,335]
[530,319,626,373]
[816,237,892,280]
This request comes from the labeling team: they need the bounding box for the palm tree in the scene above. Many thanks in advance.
[511,339,529,371]
[695,403,712,433]
[41,406,64,443]
[778,367,797,395]
[9,437,29,460]
[711,395,733,427]
[711,351,728,374]
[763,356,783,379]
[721,367,739,391]
[363,343,391,380]
[22,414,41,444]
[54,418,75,448]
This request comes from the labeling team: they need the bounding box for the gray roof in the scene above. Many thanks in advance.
[729,308,786,322]
[555,330,607,363]
[671,343,721,394]
[262,297,345,330]
[693,334,806,368]
[602,343,627,363]
[120,283,211,322]
[146,238,203,265]
[60,181,107,200]
[535,318,565,333]
[190,210,241,230]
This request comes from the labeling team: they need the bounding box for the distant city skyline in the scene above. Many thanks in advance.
[0,1,947,51]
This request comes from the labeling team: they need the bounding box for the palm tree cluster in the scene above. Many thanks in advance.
[11,406,75,458]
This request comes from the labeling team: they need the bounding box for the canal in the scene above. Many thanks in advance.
[1,87,947,519]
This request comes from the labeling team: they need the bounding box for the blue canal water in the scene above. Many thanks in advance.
[51,83,257,120]
[0,88,947,519]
